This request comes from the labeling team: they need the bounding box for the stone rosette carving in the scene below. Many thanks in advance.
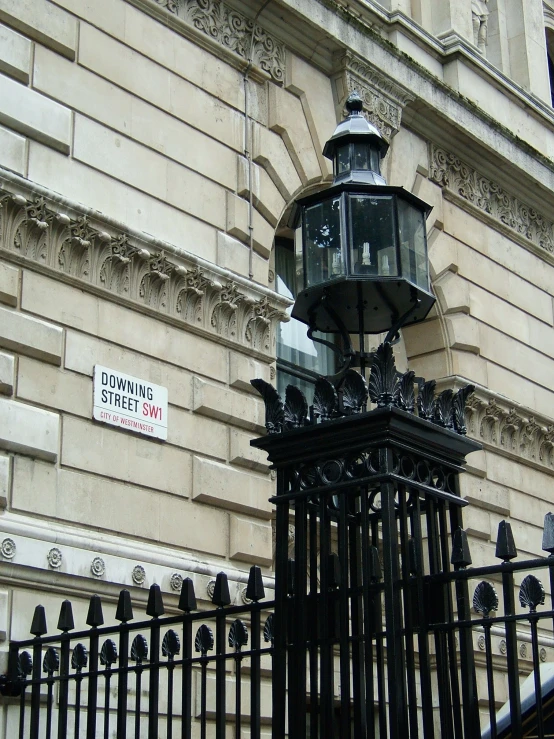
[519,642,528,659]
[170,573,183,592]
[541,647,548,662]
[0,187,289,357]
[465,395,554,471]
[132,564,146,585]
[154,0,285,82]
[206,579,216,599]
[333,53,415,141]
[91,557,106,578]
[47,547,62,569]
[429,144,554,255]
[240,586,253,605]
[0,538,16,559]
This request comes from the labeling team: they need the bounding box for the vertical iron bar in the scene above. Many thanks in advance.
[30,639,41,739]
[46,677,54,739]
[57,633,70,739]
[427,497,452,739]
[484,623,497,739]
[18,682,26,739]
[412,492,434,739]
[371,515,387,739]
[135,667,143,739]
[361,489,375,739]
[250,604,261,739]
[215,607,226,739]
[272,481,289,739]
[349,491,365,739]
[309,505,319,739]
[235,653,242,738]
[338,491,351,738]
[530,615,544,739]
[290,495,308,739]
[74,675,83,739]
[200,659,207,739]
[319,493,334,739]
[117,624,129,739]
[398,486,418,739]
[380,447,408,739]
[104,667,112,739]
[167,660,175,739]
[86,628,100,739]
[182,615,192,739]
[149,618,161,739]
[501,566,522,739]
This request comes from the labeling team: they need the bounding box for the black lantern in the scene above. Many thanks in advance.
[292,93,435,337]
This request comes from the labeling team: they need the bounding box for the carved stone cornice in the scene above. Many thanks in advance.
[429,144,554,258]
[463,394,554,472]
[0,185,289,359]
[152,0,285,83]
[333,52,415,141]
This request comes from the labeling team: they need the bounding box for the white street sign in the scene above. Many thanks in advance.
[93,365,168,440]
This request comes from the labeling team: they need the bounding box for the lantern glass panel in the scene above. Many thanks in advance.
[398,198,428,289]
[349,194,397,277]
[337,145,350,174]
[353,143,370,170]
[304,197,344,287]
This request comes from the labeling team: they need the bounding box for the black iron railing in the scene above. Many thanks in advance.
[1,567,274,739]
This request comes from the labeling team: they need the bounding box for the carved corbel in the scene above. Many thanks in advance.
[332,52,415,142]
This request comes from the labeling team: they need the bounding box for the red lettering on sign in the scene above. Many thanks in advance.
[142,402,162,421]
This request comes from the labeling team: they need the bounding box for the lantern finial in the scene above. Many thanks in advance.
[346,92,364,114]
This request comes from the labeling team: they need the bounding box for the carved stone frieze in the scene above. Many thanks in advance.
[429,144,554,255]
[333,53,415,141]
[154,0,285,82]
[465,396,554,471]
[0,187,289,357]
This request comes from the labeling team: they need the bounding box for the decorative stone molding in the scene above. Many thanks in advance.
[47,547,62,569]
[429,144,554,256]
[0,186,289,358]
[0,538,15,559]
[333,52,415,141]
[170,573,183,592]
[465,395,554,471]
[91,557,106,578]
[153,0,285,83]
[206,579,216,599]
[132,565,146,585]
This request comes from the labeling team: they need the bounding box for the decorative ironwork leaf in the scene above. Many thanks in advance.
[473,581,498,617]
[71,643,88,672]
[228,619,249,651]
[250,379,284,434]
[18,651,32,678]
[194,624,214,655]
[452,384,475,434]
[43,647,60,675]
[284,385,308,429]
[341,369,368,414]
[130,634,149,663]
[519,575,545,612]
[433,389,454,428]
[100,639,118,667]
[162,629,180,659]
[263,613,274,644]
[395,370,415,412]
[368,343,398,407]
[312,377,337,420]
[417,379,436,419]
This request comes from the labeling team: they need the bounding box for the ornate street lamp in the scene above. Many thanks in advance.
[292,92,435,371]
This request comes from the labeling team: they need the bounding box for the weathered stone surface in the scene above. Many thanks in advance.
[17,357,91,417]
[0,454,9,508]
[230,515,272,566]
[0,0,77,59]
[0,124,25,175]
[0,351,14,395]
[0,398,59,460]
[0,261,18,306]
[229,353,272,394]
[193,376,265,433]
[0,305,63,365]
[0,23,31,82]
[62,416,192,496]
[192,456,272,518]
[0,73,71,153]
[229,428,270,472]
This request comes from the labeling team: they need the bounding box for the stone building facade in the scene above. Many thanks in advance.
[0,0,553,732]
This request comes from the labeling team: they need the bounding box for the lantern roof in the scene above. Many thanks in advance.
[322,92,389,161]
